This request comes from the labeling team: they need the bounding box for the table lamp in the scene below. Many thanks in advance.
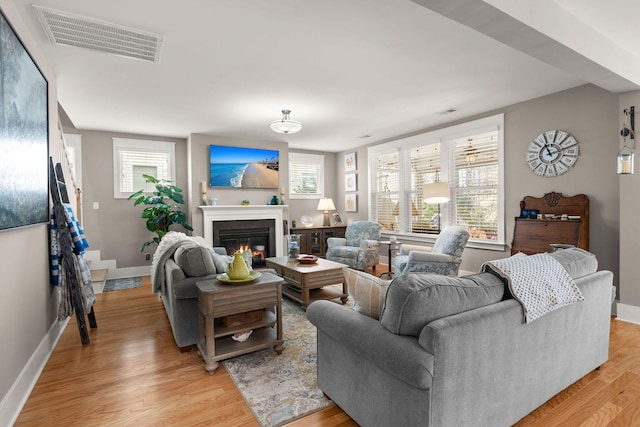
[423,182,450,232]
[317,198,336,226]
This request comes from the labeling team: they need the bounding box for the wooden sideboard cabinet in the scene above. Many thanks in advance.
[511,192,589,255]
[290,225,347,257]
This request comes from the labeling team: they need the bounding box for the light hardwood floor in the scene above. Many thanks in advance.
[15,273,640,426]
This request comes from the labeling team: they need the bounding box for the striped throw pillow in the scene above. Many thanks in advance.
[343,268,391,319]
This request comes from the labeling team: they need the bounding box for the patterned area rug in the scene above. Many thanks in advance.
[103,277,143,292]
[222,298,334,427]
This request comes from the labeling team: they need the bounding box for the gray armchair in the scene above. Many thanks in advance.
[326,221,381,271]
[393,225,469,277]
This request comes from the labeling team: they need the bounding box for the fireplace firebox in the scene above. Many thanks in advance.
[213,219,276,268]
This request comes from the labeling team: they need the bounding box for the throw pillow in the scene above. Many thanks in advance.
[343,268,391,320]
[380,272,505,337]
[173,241,216,277]
[547,247,597,279]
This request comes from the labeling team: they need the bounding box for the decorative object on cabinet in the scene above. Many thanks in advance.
[290,225,347,258]
[526,130,579,177]
[345,194,357,212]
[270,109,302,134]
[332,212,344,225]
[317,198,336,226]
[300,215,313,227]
[344,152,357,172]
[511,192,589,255]
[617,106,635,175]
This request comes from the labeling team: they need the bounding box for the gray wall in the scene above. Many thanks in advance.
[64,130,187,268]
[337,84,620,284]
[619,91,640,308]
[0,0,59,410]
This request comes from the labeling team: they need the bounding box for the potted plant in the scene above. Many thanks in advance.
[128,174,193,251]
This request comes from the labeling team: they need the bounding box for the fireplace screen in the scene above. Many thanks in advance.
[213,219,276,268]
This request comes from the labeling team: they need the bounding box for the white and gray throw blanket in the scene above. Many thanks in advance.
[151,231,223,294]
[482,253,583,323]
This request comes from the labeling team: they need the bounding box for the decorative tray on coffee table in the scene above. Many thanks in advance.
[296,255,318,264]
[216,271,261,284]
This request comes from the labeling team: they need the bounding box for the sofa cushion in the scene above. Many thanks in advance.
[380,273,505,337]
[173,241,216,277]
[343,268,391,319]
[547,247,597,279]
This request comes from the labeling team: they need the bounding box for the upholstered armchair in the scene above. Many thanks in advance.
[393,225,469,277]
[326,221,381,271]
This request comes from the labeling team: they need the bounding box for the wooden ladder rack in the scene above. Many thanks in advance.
[49,157,97,344]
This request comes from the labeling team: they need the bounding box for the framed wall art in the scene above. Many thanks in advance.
[345,172,357,192]
[209,144,279,189]
[0,10,49,231]
[344,152,356,172]
[345,194,357,212]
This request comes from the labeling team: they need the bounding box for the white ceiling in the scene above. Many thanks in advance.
[10,0,640,152]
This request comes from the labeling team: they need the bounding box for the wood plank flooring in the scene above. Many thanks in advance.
[15,272,640,426]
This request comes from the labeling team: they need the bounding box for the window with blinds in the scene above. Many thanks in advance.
[368,114,504,248]
[409,143,441,234]
[289,152,324,199]
[373,151,399,231]
[454,132,499,241]
[113,138,175,199]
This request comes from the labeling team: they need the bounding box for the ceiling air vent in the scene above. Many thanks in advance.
[33,5,163,63]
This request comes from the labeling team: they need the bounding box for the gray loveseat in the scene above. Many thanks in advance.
[151,233,230,350]
[307,248,614,426]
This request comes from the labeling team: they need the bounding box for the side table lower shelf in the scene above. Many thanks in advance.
[196,272,284,375]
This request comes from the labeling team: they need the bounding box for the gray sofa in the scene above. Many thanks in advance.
[307,248,614,426]
[151,233,230,350]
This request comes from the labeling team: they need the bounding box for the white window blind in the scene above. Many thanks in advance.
[289,152,324,199]
[409,143,442,234]
[373,151,399,231]
[113,138,175,199]
[453,132,499,240]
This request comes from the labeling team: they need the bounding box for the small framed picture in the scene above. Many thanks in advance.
[345,173,357,192]
[345,194,358,212]
[344,152,357,172]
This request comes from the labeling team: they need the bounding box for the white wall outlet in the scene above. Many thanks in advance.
[145,253,151,261]
[93,202,99,209]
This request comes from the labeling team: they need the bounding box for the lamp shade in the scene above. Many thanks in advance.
[270,109,302,134]
[423,182,450,203]
[316,198,336,211]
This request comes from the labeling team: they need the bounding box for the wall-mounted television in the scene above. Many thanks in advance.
[209,145,279,189]
[0,10,49,231]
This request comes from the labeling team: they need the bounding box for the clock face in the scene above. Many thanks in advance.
[526,130,579,177]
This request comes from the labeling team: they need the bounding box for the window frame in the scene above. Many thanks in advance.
[112,138,176,199]
[368,114,505,251]
[288,152,325,199]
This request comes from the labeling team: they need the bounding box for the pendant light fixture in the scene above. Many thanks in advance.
[270,109,302,134]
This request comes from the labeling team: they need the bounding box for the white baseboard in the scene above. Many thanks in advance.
[616,303,640,325]
[0,317,69,427]
[109,265,151,279]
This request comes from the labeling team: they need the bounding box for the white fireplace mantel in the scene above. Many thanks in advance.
[199,205,287,257]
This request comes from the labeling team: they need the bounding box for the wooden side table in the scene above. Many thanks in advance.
[196,271,285,375]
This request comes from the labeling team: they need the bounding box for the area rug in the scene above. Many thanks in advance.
[222,298,334,427]
[103,277,143,292]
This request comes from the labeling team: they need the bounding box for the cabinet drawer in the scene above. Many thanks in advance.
[282,268,302,284]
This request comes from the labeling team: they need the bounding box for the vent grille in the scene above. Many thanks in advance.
[33,5,162,63]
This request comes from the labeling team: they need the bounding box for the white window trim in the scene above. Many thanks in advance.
[368,114,505,251]
[288,152,325,199]
[113,138,176,199]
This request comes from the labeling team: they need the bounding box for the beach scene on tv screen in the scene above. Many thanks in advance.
[210,145,279,189]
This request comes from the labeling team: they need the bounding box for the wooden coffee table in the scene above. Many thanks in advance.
[265,256,348,310]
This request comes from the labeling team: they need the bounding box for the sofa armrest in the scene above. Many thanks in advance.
[398,243,432,256]
[307,300,434,389]
[407,251,457,264]
[327,237,347,248]
[165,258,186,288]
[360,239,380,250]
